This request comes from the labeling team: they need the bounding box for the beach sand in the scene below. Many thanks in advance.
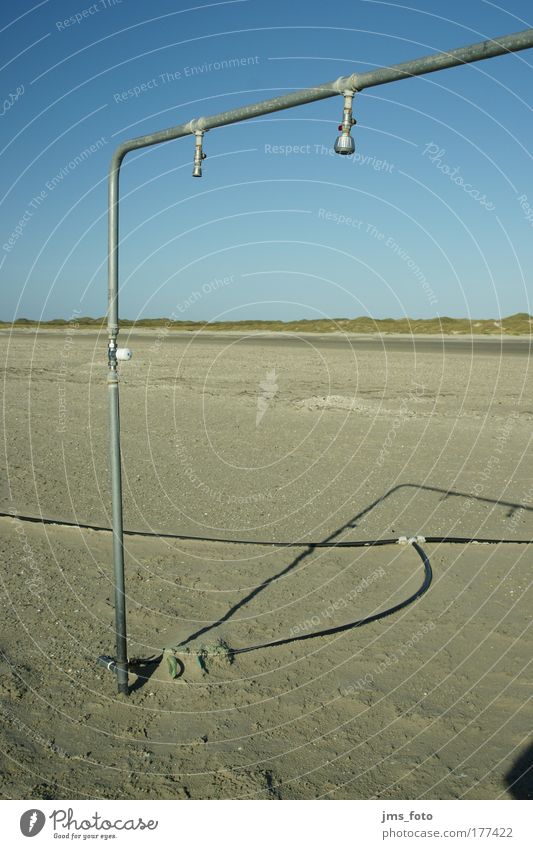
[1,328,532,799]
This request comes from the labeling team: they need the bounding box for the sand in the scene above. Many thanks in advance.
[1,328,532,799]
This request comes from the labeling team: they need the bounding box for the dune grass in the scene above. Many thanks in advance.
[2,313,533,334]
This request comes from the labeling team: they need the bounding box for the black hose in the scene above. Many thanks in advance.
[2,511,533,547]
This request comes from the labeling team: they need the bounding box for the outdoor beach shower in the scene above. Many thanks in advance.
[102,27,533,694]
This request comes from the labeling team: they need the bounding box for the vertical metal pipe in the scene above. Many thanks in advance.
[108,152,122,338]
[107,151,128,695]
[107,373,129,694]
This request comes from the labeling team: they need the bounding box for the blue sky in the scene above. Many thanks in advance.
[1,0,532,321]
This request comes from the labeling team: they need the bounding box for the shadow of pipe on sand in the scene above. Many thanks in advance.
[176,480,531,650]
[127,654,181,693]
[132,481,532,691]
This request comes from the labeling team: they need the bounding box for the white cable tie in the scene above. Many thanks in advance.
[398,535,425,545]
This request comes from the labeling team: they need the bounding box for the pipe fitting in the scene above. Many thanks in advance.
[108,338,118,370]
[187,117,207,134]
[332,75,358,94]
[192,130,207,177]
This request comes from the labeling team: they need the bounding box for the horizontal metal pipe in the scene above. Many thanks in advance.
[111,27,533,170]
[350,26,533,90]
[107,25,533,336]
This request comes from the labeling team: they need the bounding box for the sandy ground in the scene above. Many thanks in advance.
[1,328,532,800]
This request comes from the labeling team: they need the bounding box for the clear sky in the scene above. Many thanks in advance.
[1,0,532,322]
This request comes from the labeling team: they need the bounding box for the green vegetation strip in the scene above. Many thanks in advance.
[2,313,533,335]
